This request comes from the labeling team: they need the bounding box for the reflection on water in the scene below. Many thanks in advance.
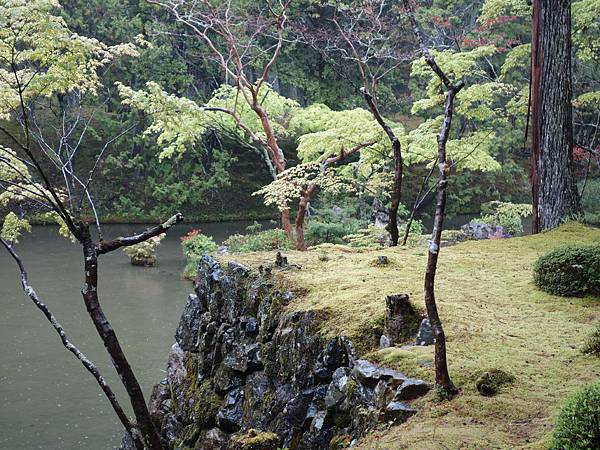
[0,221,266,450]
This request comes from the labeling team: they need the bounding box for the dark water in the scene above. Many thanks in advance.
[0,221,266,450]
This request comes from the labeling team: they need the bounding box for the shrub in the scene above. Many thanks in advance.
[223,228,293,253]
[181,229,218,278]
[533,244,600,296]
[582,323,600,356]
[122,234,164,266]
[474,201,531,235]
[551,381,600,450]
[305,215,360,246]
[343,225,388,248]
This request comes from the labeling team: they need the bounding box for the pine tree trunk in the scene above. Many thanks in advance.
[531,0,581,232]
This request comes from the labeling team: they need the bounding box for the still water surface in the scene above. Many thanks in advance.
[0,221,263,450]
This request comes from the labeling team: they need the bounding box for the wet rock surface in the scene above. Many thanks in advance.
[138,255,430,449]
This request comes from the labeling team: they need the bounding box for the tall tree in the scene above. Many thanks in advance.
[530,0,582,232]
[147,0,295,237]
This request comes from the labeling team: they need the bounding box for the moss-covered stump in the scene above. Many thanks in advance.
[475,369,515,396]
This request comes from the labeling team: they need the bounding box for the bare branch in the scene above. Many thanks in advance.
[96,213,184,255]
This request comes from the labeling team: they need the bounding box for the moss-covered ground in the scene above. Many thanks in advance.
[222,223,600,449]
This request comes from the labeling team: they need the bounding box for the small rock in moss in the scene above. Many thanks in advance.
[475,369,515,396]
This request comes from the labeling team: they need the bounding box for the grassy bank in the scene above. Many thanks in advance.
[222,223,600,449]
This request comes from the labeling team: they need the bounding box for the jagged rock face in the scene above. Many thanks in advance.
[143,255,430,450]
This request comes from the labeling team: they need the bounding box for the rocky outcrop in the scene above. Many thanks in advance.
[138,255,430,450]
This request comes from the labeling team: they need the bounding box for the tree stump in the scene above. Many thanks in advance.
[380,294,419,348]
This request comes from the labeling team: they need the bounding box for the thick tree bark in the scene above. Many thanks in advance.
[530,0,582,232]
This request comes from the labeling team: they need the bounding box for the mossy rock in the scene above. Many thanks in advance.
[181,356,222,427]
[533,243,600,297]
[475,369,515,396]
[231,429,279,450]
[130,255,157,267]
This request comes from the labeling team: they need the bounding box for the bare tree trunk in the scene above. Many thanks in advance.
[80,225,164,450]
[530,0,581,232]
[403,0,462,395]
[295,184,317,250]
[361,88,403,246]
[424,85,462,394]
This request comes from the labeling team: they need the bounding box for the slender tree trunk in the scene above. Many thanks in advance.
[362,89,403,246]
[530,0,581,232]
[295,184,317,250]
[387,139,403,245]
[424,85,463,394]
[79,225,163,450]
[403,0,461,395]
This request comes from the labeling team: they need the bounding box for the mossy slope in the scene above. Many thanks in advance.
[222,223,600,449]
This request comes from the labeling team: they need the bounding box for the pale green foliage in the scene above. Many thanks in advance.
[118,81,209,160]
[478,0,531,22]
[475,201,531,235]
[254,163,353,212]
[1,211,31,243]
[290,104,400,164]
[0,0,139,120]
[119,82,299,160]
[457,83,515,122]
[206,84,299,140]
[574,91,600,108]
[573,0,600,62]
[405,120,501,171]
[0,0,141,246]
[122,234,164,259]
[410,46,497,110]
[500,44,531,81]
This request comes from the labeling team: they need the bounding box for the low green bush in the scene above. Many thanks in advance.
[181,229,218,278]
[551,381,600,450]
[223,228,293,253]
[122,234,164,267]
[533,244,600,296]
[474,201,531,235]
[582,323,600,356]
[305,213,360,246]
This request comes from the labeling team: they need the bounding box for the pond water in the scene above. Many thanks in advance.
[0,221,267,450]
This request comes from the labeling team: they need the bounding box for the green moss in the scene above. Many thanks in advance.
[181,356,222,428]
[232,429,279,449]
[219,223,600,449]
[533,241,600,296]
